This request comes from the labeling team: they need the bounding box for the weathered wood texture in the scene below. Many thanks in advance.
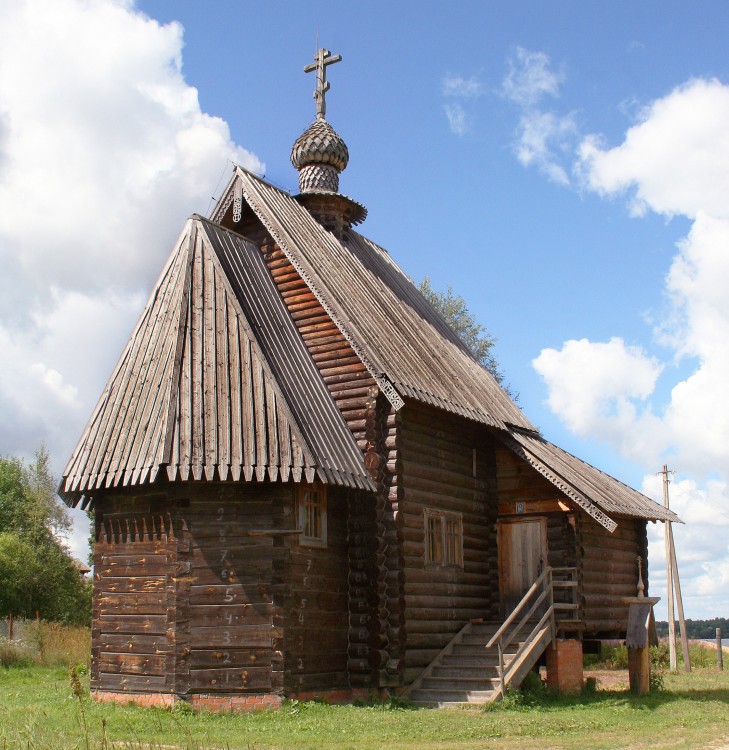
[496,442,565,504]
[578,515,648,636]
[495,442,579,613]
[183,485,284,694]
[93,491,178,694]
[250,224,404,689]
[283,485,351,693]
[399,405,499,683]
[256,235,377,449]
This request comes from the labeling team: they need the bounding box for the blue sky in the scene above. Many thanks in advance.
[1,0,728,620]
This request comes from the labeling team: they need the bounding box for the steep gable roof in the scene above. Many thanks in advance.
[60,217,374,507]
[213,168,679,529]
[222,167,534,432]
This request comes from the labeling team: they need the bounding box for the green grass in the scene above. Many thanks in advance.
[1,665,729,749]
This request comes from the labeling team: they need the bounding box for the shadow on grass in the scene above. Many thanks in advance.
[480,685,729,714]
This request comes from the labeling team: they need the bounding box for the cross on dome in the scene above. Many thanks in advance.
[304,48,341,120]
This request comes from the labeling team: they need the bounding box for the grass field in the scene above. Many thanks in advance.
[1,664,728,750]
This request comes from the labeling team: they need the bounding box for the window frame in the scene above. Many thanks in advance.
[296,483,327,548]
[424,508,463,568]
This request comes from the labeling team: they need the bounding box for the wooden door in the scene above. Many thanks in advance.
[498,519,547,618]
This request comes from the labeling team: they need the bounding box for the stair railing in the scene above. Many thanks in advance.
[486,566,578,698]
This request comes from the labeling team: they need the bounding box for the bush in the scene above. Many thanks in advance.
[650,643,670,669]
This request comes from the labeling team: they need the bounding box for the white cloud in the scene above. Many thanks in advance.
[501,48,577,185]
[441,74,483,135]
[0,0,263,560]
[529,77,729,617]
[502,47,563,107]
[442,74,483,98]
[444,103,468,136]
[577,79,729,220]
[533,337,664,463]
[514,111,576,185]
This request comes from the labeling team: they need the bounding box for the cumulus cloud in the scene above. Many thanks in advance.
[577,79,729,220]
[533,337,664,461]
[501,47,577,185]
[0,0,263,562]
[529,77,729,617]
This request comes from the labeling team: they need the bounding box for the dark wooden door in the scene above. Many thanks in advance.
[498,519,546,618]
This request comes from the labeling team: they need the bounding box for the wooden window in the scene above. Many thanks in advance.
[424,509,463,567]
[297,484,327,547]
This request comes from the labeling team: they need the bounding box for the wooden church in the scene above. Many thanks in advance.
[61,50,679,709]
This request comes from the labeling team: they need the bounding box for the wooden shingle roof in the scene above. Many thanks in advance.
[230,167,534,432]
[212,167,678,528]
[500,429,681,526]
[60,216,374,506]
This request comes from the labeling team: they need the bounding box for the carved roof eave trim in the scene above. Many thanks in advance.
[233,168,405,412]
[499,430,619,532]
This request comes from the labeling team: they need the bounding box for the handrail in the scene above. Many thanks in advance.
[487,566,578,699]
[486,566,552,649]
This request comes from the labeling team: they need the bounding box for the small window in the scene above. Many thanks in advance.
[297,484,327,547]
[424,509,463,567]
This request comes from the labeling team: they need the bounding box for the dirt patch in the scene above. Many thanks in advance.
[584,668,630,691]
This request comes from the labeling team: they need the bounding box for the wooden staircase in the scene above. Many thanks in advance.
[406,567,578,707]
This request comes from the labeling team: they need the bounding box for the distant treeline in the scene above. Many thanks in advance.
[655,618,729,639]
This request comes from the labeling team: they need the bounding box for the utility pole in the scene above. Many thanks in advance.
[662,465,691,672]
[662,465,677,670]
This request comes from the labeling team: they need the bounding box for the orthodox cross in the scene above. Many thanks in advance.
[304,48,341,120]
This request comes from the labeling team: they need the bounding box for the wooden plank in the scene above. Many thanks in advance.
[189,626,274,648]
[99,634,172,654]
[98,673,168,692]
[98,614,168,635]
[189,667,272,691]
[97,653,166,675]
[189,649,272,669]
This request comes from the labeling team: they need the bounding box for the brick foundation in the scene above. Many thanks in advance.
[188,693,283,711]
[92,687,371,713]
[546,639,583,694]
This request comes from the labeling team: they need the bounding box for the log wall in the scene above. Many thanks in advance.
[183,484,284,695]
[92,481,356,698]
[257,235,377,451]
[399,405,500,683]
[282,485,351,693]
[93,490,180,694]
[578,515,648,637]
[248,224,402,689]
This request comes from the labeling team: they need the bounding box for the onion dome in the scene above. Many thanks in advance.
[291,119,349,193]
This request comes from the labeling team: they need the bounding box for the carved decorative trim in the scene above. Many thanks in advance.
[233,180,243,223]
[242,183,405,413]
[501,433,618,532]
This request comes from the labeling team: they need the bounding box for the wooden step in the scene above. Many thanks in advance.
[438,654,501,668]
[431,665,500,680]
[421,676,501,691]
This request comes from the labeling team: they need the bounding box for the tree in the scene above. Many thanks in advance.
[0,448,91,625]
[418,276,510,392]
